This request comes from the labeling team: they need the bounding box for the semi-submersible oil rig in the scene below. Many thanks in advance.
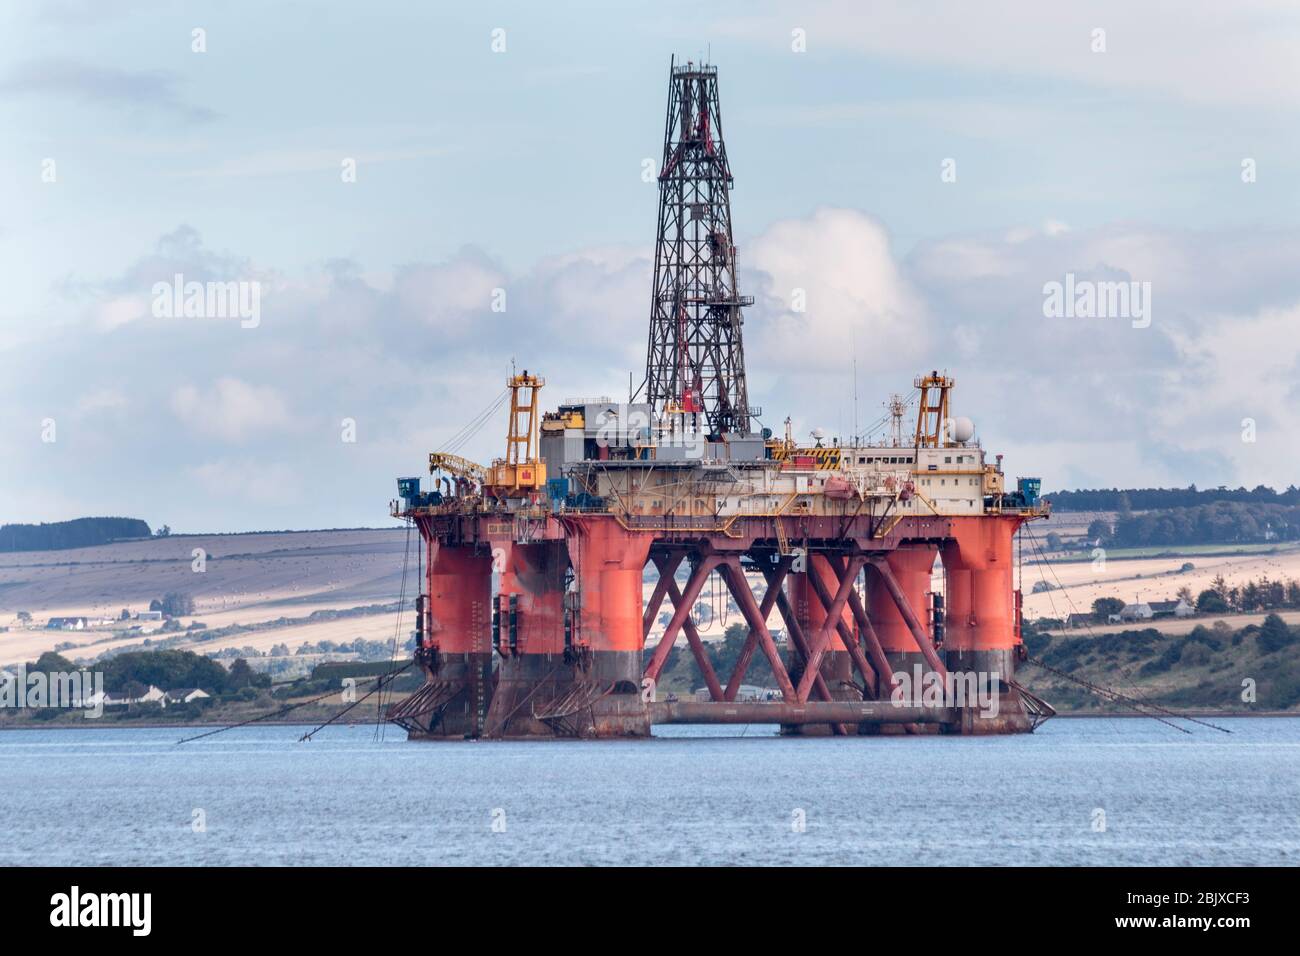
[387,61,1054,739]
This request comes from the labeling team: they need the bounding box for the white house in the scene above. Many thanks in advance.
[1117,602,1154,623]
[165,688,211,705]
[1149,599,1195,618]
[45,617,88,630]
[735,684,780,701]
[104,685,167,706]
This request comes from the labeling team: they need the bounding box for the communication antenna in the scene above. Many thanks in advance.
[851,334,859,446]
[887,393,906,447]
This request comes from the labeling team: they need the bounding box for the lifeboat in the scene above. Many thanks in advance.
[824,475,856,500]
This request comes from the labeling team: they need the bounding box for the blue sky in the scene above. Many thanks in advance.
[2,1,1299,531]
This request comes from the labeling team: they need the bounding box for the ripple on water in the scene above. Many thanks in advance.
[0,718,1296,866]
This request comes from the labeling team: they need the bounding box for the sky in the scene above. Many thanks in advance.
[2,0,1299,532]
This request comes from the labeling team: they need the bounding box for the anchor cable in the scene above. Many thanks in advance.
[1020,526,1231,733]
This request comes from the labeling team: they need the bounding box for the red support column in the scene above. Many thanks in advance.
[388,535,493,738]
[941,516,1021,667]
[560,516,654,737]
[483,539,570,738]
[872,557,948,679]
[939,515,1036,734]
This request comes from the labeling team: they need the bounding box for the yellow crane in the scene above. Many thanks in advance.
[428,371,548,497]
[428,452,489,484]
[488,371,547,491]
[914,370,954,447]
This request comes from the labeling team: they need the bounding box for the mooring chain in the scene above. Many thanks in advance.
[174,665,412,746]
[299,662,416,742]
[1024,655,1230,734]
[1019,528,1231,734]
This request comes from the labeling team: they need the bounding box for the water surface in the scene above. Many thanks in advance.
[1,718,1295,865]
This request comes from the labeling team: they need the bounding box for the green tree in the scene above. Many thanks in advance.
[1086,518,1111,542]
[1258,613,1294,653]
[1092,597,1124,618]
[1196,589,1230,614]
[101,649,229,694]
[657,622,782,693]
[227,658,257,690]
[159,592,195,617]
[30,651,75,673]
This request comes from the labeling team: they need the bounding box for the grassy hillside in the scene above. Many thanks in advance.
[1018,616,1300,713]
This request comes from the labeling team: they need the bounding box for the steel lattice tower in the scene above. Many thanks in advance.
[639,59,755,437]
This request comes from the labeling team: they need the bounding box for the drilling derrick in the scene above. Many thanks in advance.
[640,59,755,437]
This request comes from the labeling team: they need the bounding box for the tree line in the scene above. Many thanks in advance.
[29,649,268,696]
[0,517,152,552]
[1047,485,1300,512]
[1191,573,1300,615]
[1086,501,1299,547]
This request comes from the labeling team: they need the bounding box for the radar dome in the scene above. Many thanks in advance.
[951,417,975,443]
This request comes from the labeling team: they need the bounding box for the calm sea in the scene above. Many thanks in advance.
[1,718,1296,866]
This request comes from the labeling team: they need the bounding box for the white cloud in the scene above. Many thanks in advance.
[6,216,1300,529]
[190,459,299,504]
[171,378,293,443]
[1159,302,1300,478]
[95,294,148,330]
[716,0,1300,108]
[392,253,506,337]
[75,387,127,416]
[746,208,924,373]
[902,220,1300,489]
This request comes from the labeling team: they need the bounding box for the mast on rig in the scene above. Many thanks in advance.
[638,58,756,438]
